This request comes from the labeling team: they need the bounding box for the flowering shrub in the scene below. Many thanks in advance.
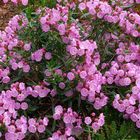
[1,0,140,139]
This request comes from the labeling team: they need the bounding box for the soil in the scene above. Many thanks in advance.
[0,1,19,30]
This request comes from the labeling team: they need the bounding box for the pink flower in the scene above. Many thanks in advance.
[67,72,75,81]
[43,117,49,126]
[11,62,18,70]
[69,47,78,55]
[107,77,114,84]
[63,114,76,124]
[79,3,86,11]
[98,113,105,126]
[40,17,46,24]
[117,70,124,77]
[37,125,46,133]
[38,88,50,98]
[31,49,44,62]
[118,104,126,112]
[123,77,131,86]
[59,82,65,89]
[132,30,139,37]
[28,125,36,133]
[8,125,16,133]
[81,88,88,97]
[23,43,31,51]
[21,0,28,6]
[88,65,96,75]
[80,71,87,79]
[92,122,100,132]
[58,24,66,35]
[54,105,63,114]
[50,89,57,97]
[130,113,138,122]
[84,117,92,125]
[45,52,52,60]
[125,106,135,114]
[21,102,28,110]
[129,97,136,105]
[42,24,50,32]
[2,76,10,83]
[23,64,30,73]
[65,127,72,136]
[19,83,25,90]
[28,118,36,126]
[117,55,124,63]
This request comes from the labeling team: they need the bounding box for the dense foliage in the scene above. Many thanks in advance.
[1,0,140,139]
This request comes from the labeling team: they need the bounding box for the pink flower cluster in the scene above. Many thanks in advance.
[105,41,140,128]
[113,93,140,128]
[40,4,108,110]
[0,67,10,84]
[0,80,105,139]
[0,15,30,83]
[48,105,105,139]
[78,0,140,37]
[110,0,135,7]
[31,48,53,62]
[3,0,28,5]
[84,113,105,133]
[0,82,50,140]
[105,42,140,86]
